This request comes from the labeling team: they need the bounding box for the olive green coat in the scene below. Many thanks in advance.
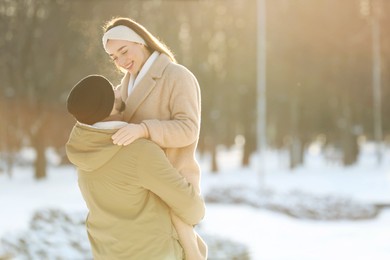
[66,123,205,260]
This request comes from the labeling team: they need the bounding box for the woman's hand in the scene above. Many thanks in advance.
[112,123,149,146]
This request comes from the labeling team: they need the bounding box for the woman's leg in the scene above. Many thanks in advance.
[171,213,207,260]
[171,173,207,260]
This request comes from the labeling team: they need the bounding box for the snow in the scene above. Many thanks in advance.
[1,142,390,259]
[203,205,390,260]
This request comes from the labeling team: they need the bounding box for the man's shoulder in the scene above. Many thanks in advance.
[126,139,163,158]
[125,139,168,172]
[130,138,158,148]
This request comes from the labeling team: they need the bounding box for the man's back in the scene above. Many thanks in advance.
[66,123,205,260]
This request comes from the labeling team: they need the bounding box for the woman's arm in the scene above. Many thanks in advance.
[142,67,201,148]
[112,65,201,148]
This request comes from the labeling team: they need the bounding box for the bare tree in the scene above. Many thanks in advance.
[2,0,87,179]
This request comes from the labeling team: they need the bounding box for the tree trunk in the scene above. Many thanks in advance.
[32,130,47,180]
[371,1,383,164]
[242,144,251,167]
[210,143,219,173]
[341,104,359,166]
[242,130,256,167]
[342,132,359,166]
[289,137,303,169]
[6,153,14,178]
[289,97,303,170]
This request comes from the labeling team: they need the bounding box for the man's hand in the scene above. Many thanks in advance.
[112,123,149,146]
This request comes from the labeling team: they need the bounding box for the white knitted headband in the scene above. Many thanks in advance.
[102,25,146,52]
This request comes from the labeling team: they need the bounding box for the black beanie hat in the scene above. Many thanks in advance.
[67,75,115,125]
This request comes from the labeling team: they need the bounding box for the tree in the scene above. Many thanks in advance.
[1,0,92,179]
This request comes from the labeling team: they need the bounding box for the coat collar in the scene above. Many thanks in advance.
[120,53,171,121]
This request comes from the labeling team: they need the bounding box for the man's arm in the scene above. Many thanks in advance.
[135,140,205,225]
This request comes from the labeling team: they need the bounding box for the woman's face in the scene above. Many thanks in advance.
[106,39,149,76]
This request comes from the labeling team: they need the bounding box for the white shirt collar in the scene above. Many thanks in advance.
[128,51,160,95]
[92,121,128,129]
[78,121,128,129]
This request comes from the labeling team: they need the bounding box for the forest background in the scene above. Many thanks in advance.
[1,0,389,179]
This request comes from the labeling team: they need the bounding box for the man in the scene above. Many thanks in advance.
[65,75,205,260]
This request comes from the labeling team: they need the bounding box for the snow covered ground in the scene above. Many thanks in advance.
[1,142,390,259]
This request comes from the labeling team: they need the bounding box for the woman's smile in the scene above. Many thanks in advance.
[124,61,134,71]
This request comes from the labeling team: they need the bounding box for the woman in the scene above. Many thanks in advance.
[102,17,207,260]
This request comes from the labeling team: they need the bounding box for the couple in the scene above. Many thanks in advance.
[66,17,207,260]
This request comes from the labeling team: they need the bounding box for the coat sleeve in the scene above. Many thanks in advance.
[142,65,201,148]
[136,140,205,225]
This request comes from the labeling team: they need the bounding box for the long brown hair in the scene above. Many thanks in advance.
[103,17,176,63]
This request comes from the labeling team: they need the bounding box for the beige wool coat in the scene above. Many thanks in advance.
[118,53,201,187]
[66,123,205,260]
